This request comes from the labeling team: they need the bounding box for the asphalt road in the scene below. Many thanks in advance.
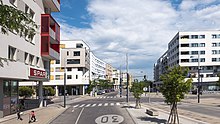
[50,92,135,124]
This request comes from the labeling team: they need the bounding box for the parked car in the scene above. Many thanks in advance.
[97,91,103,95]
[191,90,202,95]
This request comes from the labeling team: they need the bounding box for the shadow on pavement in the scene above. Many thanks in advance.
[137,116,167,123]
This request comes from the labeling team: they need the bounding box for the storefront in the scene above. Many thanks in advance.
[0,80,18,117]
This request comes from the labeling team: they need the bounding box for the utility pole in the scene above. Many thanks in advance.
[64,58,67,108]
[126,53,129,103]
[198,51,200,103]
[120,65,122,97]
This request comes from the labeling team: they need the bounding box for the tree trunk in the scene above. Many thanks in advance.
[167,102,179,124]
[135,98,141,109]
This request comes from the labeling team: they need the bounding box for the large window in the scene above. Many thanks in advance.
[67,59,80,64]
[191,43,198,47]
[11,81,18,96]
[67,75,72,79]
[3,81,10,97]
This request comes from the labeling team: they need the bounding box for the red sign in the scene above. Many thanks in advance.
[30,68,47,78]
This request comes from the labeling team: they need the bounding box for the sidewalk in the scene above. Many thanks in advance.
[0,95,91,124]
[126,103,208,124]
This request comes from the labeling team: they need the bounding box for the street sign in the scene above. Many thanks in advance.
[143,87,148,91]
[95,114,124,124]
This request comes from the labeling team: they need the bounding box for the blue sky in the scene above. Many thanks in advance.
[53,0,220,80]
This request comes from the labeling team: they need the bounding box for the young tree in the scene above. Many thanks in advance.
[160,66,192,124]
[0,0,37,38]
[130,81,147,108]
[19,86,34,99]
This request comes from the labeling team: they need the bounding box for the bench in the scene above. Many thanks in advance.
[146,108,159,116]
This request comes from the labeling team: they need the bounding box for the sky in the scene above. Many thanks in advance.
[52,0,220,80]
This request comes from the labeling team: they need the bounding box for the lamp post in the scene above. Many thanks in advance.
[126,53,129,103]
[64,58,67,108]
[197,51,200,103]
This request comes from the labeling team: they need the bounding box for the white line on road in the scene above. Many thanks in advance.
[110,103,114,106]
[85,104,91,107]
[75,108,84,124]
[73,104,79,108]
[92,104,96,107]
[79,104,85,107]
[104,103,108,106]
[116,103,120,106]
[98,103,102,106]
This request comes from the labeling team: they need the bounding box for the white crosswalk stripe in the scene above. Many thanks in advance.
[110,103,114,106]
[73,104,79,108]
[104,103,108,106]
[116,103,120,106]
[95,96,118,99]
[91,104,96,107]
[85,104,91,107]
[98,103,102,106]
[79,104,85,107]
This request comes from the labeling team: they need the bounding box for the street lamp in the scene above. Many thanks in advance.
[197,51,201,103]
[64,58,67,108]
[126,53,129,103]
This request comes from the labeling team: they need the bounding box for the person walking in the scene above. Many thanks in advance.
[17,108,23,121]
[29,110,37,123]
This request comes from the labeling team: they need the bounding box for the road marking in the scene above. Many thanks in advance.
[85,104,91,107]
[92,104,96,107]
[73,104,79,108]
[106,96,109,98]
[98,103,102,106]
[79,104,85,107]
[95,114,124,124]
[116,103,120,106]
[75,108,84,124]
[104,103,108,106]
[110,103,114,106]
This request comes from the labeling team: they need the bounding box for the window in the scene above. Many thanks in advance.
[191,51,198,55]
[55,75,61,80]
[29,54,34,65]
[200,51,205,54]
[200,43,205,47]
[67,68,72,71]
[191,43,198,47]
[9,0,16,5]
[56,60,60,64]
[191,35,198,39]
[67,59,80,64]
[30,9,35,19]
[192,59,198,62]
[67,75,72,79]
[55,67,60,72]
[74,51,80,56]
[181,59,189,63]
[50,75,54,80]
[212,58,217,62]
[36,57,40,67]
[212,43,217,47]
[76,75,78,79]
[25,4,29,13]
[67,51,69,56]
[212,34,220,39]
[201,58,205,62]
[76,43,83,48]
[50,67,54,72]
[8,46,16,61]
[181,44,189,47]
[212,50,217,54]
[181,51,189,55]
[24,52,28,64]
[11,81,18,96]
[3,80,10,97]
[199,35,205,39]
[180,35,189,39]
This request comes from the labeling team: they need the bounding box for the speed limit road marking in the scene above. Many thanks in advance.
[95,114,124,124]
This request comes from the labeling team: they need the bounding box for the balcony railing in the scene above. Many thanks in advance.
[43,0,60,12]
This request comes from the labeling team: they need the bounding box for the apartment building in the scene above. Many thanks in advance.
[112,69,120,89]
[154,31,220,90]
[106,63,113,82]
[90,52,106,81]
[44,40,90,95]
[0,0,60,117]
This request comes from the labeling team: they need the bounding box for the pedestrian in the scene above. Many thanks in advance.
[17,108,23,121]
[29,110,37,123]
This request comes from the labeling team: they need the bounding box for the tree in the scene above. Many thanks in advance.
[160,66,192,124]
[0,0,37,38]
[19,86,34,98]
[43,86,55,96]
[130,81,147,108]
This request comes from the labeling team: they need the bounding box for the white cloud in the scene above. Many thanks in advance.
[58,0,220,80]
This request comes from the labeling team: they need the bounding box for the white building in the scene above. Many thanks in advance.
[154,31,220,90]
[112,69,120,89]
[44,40,90,95]
[0,0,60,117]
[90,52,106,81]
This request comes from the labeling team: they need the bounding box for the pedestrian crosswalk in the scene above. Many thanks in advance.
[72,102,121,108]
[95,96,118,99]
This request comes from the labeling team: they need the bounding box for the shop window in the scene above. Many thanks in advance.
[10,81,18,96]
[3,81,10,97]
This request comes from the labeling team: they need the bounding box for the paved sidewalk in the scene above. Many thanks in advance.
[125,103,208,124]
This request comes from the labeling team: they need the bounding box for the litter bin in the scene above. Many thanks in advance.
[43,99,47,107]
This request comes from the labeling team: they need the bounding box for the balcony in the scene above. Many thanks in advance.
[43,0,60,12]
[41,14,60,60]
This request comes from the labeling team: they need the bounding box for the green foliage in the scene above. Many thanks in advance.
[216,73,220,87]
[43,86,55,96]
[131,81,146,99]
[0,1,38,38]
[19,86,34,98]
[160,66,192,105]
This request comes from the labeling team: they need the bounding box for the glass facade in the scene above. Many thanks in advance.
[2,80,18,116]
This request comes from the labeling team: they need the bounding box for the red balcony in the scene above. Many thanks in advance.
[41,14,60,60]
[43,0,60,12]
